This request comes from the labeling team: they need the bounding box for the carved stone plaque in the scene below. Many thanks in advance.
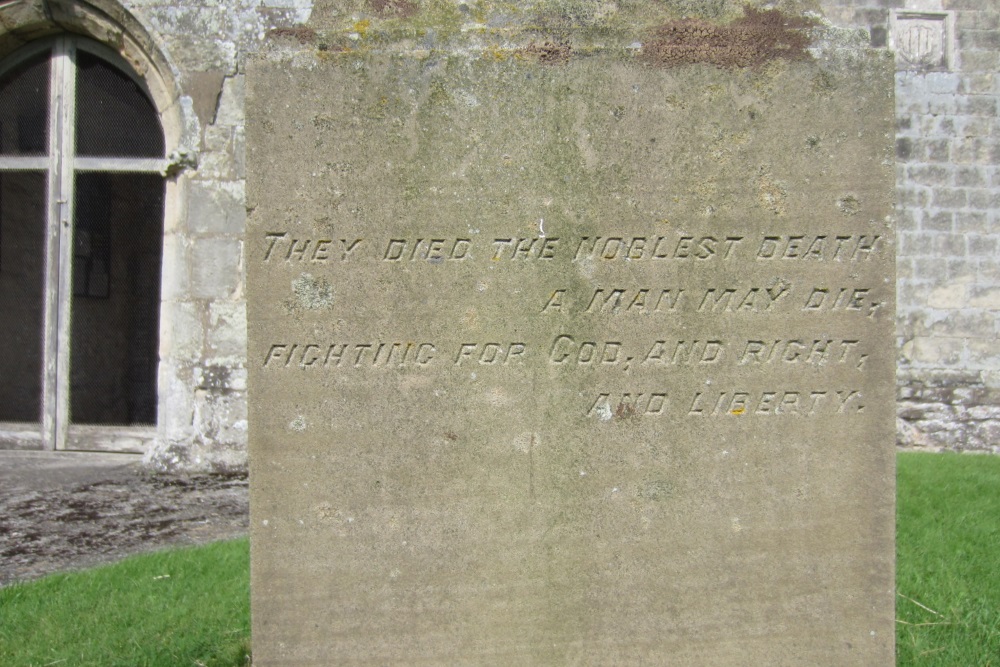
[247,48,896,665]
[892,11,953,71]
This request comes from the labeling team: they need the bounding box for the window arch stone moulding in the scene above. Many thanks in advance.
[0,0,199,169]
[0,0,205,457]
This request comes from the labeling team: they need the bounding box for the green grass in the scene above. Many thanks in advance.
[897,452,1000,665]
[0,538,250,667]
[1,452,999,665]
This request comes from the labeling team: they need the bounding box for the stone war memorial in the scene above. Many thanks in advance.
[246,1,896,663]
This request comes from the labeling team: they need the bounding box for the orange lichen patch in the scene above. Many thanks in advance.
[368,0,419,19]
[267,26,318,44]
[518,41,572,65]
[614,401,638,420]
[643,7,816,69]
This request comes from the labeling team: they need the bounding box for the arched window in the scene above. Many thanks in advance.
[0,36,166,451]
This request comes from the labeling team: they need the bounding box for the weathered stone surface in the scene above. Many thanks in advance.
[247,39,896,665]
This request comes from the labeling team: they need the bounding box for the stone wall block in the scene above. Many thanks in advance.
[978,259,1000,283]
[191,238,243,299]
[970,422,1000,451]
[925,138,951,162]
[956,10,1000,31]
[897,185,930,207]
[967,234,997,256]
[969,189,1000,207]
[896,207,919,231]
[207,301,248,364]
[955,166,986,186]
[160,233,191,300]
[932,232,967,257]
[952,138,984,163]
[144,6,239,72]
[900,231,933,255]
[896,113,916,135]
[234,125,246,180]
[968,405,1000,420]
[198,125,238,181]
[955,211,988,232]
[960,50,1000,72]
[160,300,205,362]
[902,336,965,366]
[947,0,999,13]
[914,256,949,280]
[896,138,914,161]
[909,309,996,338]
[157,360,197,440]
[193,388,249,450]
[898,282,930,308]
[908,164,951,186]
[960,97,998,117]
[189,180,246,235]
[898,257,915,280]
[215,73,245,127]
[967,286,1000,309]
[924,72,960,95]
[966,340,1000,368]
[931,187,968,208]
[962,29,1000,51]
[946,258,974,281]
[927,95,959,116]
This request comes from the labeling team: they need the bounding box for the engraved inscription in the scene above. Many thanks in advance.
[572,235,743,261]
[383,238,471,261]
[263,233,362,262]
[264,342,437,368]
[755,235,881,261]
[491,238,559,260]
[258,222,887,416]
[258,230,885,264]
[586,389,865,420]
[686,389,864,416]
[454,343,527,365]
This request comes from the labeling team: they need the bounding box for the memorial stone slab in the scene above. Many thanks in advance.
[247,5,896,663]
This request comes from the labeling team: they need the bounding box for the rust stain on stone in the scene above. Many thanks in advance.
[643,7,816,69]
[268,26,318,44]
[519,41,572,65]
[367,0,419,19]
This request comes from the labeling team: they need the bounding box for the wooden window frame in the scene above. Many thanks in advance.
[0,37,168,452]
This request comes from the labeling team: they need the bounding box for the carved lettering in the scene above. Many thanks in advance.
[685,390,852,416]
[491,238,559,260]
[585,288,684,314]
[455,343,527,365]
[383,238,471,261]
[756,235,881,261]
[263,232,363,262]
[263,342,436,368]
[573,235,742,261]
[697,284,789,312]
[803,288,883,317]
[738,339,863,366]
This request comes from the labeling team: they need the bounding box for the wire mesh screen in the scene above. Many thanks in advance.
[0,172,47,422]
[0,51,50,156]
[69,172,164,426]
[75,50,163,158]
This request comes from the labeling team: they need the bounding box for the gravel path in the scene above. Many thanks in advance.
[0,452,248,587]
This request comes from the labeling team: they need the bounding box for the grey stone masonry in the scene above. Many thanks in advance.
[822,0,1000,452]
